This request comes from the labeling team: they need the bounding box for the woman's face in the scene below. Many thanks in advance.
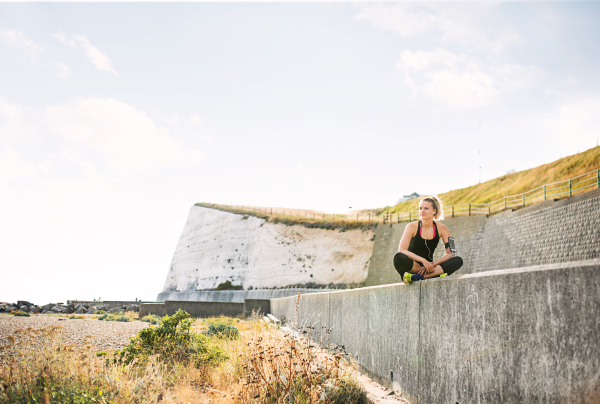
[419,200,436,220]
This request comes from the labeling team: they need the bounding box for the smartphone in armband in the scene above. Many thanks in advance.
[447,237,457,253]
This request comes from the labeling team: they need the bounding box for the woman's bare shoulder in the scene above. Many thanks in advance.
[436,222,450,233]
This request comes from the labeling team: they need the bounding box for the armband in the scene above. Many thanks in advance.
[445,237,457,252]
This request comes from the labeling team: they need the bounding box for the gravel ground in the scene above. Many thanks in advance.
[0,313,150,363]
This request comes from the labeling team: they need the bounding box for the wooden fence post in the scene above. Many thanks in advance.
[504,197,507,210]
[597,169,599,189]
[543,185,546,201]
[452,206,454,218]
[488,204,490,215]
[523,194,525,207]
[409,212,411,221]
[468,203,471,216]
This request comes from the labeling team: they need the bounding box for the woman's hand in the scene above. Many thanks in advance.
[420,260,434,275]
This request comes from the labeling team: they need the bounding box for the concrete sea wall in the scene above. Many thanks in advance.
[140,298,278,318]
[271,259,600,404]
[156,288,333,303]
[366,189,600,286]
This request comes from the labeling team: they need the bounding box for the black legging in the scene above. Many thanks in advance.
[393,252,463,278]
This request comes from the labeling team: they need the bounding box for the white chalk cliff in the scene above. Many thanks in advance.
[161,206,375,292]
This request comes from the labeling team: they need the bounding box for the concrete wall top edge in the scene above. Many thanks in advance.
[280,258,600,300]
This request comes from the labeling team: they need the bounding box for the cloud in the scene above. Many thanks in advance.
[354,3,519,54]
[355,4,537,108]
[54,62,71,78]
[54,32,118,75]
[0,99,23,120]
[549,98,600,152]
[396,48,543,108]
[0,147,36,184]
[1,29,45,62]
[397,48,464,72]
[45,98,202,173]
[190,114,201,124]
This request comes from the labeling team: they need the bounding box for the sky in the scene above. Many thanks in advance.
[1,2,600,304]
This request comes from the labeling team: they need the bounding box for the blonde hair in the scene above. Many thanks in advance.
[420,195,444,220]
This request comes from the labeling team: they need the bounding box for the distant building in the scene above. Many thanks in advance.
[396,192,421,204]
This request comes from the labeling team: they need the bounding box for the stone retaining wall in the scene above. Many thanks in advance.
[366,189,600,286]
[271,259,600,404]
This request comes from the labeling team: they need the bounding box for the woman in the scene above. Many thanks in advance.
[393,196,463,283]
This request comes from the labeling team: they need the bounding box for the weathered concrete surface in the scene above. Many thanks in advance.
[244,299,270,316]
[330,285,421,404]
[164,300,244,318]
[419,260,600,404]
[156,288,332,303]
[272,259,600,404]
[270,295,298,326]
[298,291,330,343]
[139,303,166,317]
[366,190,600,286]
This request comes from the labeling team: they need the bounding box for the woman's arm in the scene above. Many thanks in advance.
[398,222,427,264]
[432,223,455,267]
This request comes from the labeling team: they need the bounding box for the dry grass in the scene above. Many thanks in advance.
[195,203,379,229]
[1,312,364,404]
[382,145,600,215]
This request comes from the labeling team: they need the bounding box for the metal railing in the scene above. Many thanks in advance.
[206,168,600,224]
[382,168,599,223]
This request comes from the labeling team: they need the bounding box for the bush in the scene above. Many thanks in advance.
[202,315,240,328]
[0,326,163,404]
[97,313,108,321]
[13,311,30,317]
[141,314,161,325]
[204,324,240,340]
[214,280,243,290]
[116,309,228,368]
[94,309,106,314]
[69,314,85,319]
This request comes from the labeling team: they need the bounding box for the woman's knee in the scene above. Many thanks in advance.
[393,252,413,276]
[442,256,463,275]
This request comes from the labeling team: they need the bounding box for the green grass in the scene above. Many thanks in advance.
[197,146,600,221]
[380,145,600,216]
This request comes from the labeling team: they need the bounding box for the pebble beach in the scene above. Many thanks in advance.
[0,314,150,363]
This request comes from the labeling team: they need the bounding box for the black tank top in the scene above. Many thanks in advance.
[408,220,440,262]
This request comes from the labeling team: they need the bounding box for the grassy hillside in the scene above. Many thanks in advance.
[381,146,600,215]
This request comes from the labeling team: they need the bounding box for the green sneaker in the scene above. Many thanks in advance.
[440,273,448,278]
[403,272,413,284]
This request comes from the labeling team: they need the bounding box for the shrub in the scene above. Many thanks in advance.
[0,326,163,404]
[204,324,240,340]
[68,314,85,319]
[141,314,161,324]
[97,313,108,321]
[116,309,228,368]
[116,315,131,322]
[94,310,106,314]
[214,280,243,290]
[202,315,239,328]
[13,311,30,317]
